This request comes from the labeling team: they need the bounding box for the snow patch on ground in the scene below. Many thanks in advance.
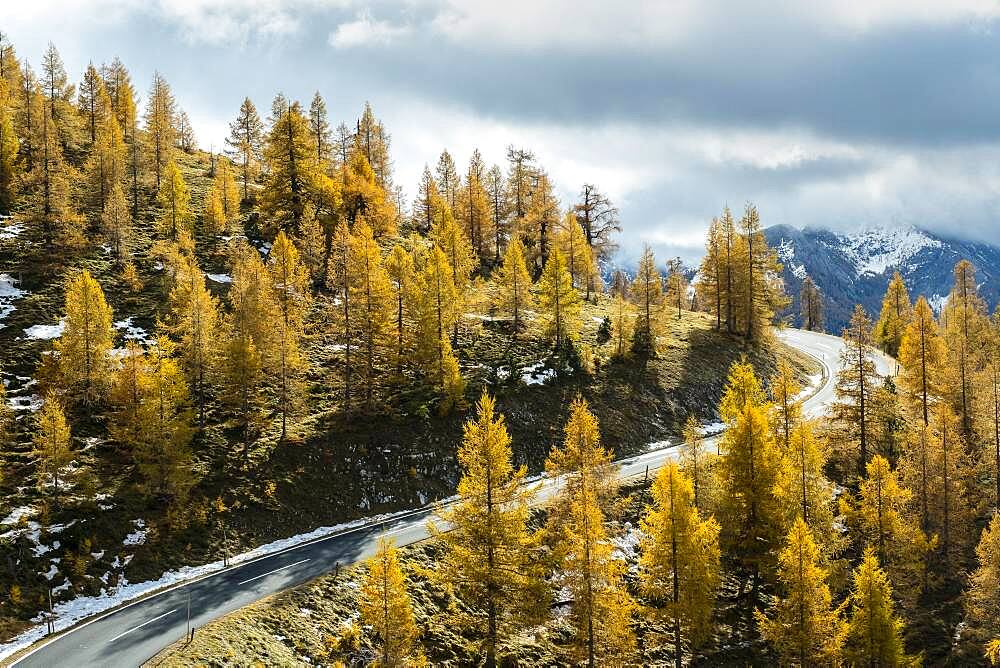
[1,506,36,526]
[0,221,24,240]
[0,509,420,660]
[114,317,151,343]
[24,320,65,340]
[611,522,641,565]
[0,273,27,325]
[123,519,148,546]
[206,273,232,284]
[521,361,556,386]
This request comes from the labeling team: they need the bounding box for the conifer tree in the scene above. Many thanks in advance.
[157,159,191,239]
[799,275,824,332]
[342,147,394,236]
[943,259,987,438]
[664,258,688,319]
[717,360,786,594]
[609,292,633,360]
[738,203,787,342]
[844,550,913,667]
[226,97,264,202]
[24,89,80,248]
[966,514,1000,655]
[834,305,879,475]
[573,184,620,266]
[554,212,593,292]
[505,146,535,225]
[485,164,507,263]
[435,149,459,211]
[522,171,559,270]
[144,71,176,190]
[56,269,114,402]
[385,244,414,376]
[203,156,241,234]
[630,245,662,354]
[82,85,126,217]
[411,246,462,407]
[898,297,946,427]
[779,421,835,534]
[261,100,320,236]
[347,221,392,409]
[269,231,311,435]
[0,80,20,214]
[221,242,275,464]
[40,42,75,149]
[977,318,1000,511]
[874,272,913,357]
[100,57,136,144]
[33,392,72,502]
[771,359,803,452]
[101,183,131,265]
[359,537,422,667]
[493,236,532,340]
[175,110,196,152]
[925,402,972,564]
[758,518,846,666]
[109,341,146,450]
[355,102,392,189]
[169,258,218,428]
[430,207,474,341]
[430,392,542,668]
[134,339,195,499]
[680,415,714,512]
[0,362,13,445]
[697,216,726,331]
[413,165,442,233]
[457,150,491,262]
[307,91,331,163]
[548,399,635,666]
[537,248,581,349]
[640,462,721,664]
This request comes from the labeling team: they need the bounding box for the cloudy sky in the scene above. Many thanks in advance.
[7,1,1000,262]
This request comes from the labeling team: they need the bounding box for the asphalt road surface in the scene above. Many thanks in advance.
[12,328,893,667]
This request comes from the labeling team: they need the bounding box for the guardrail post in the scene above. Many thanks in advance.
[644,465,648,483]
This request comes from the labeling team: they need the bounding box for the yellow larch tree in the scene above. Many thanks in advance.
[385,244,415,376]
[736,203,787,342]
[342,147,395,237]
[0,78,20,215]
[204,155,241,234]
[680,414,714,513]
[554,211,594,292]
[977,317,1000,511]
[898,296,946,427]
[33,392,73,503]
[548,399,635,666]
[943,259,987,438]
[24,88,81,249]
[430,392,543,668]
[833,304,880,476]
[639,462,721,665]
[874,271,913,357]
[84,90,126,220]
[358,537,423,667]
[757,517,846,666]
[269,230,311,435]
[844,550,915,667]
[664,257,688,320]
[410,245,463,410]
[261,99,321,236]
[156,159,191,240]
[770,359,803,452]
[144,71,176,191]
[56,269,114,403]
[609,292,633,360]
[537,248,581,349]
[493,236,533,340]
[716,360,786,594]
[697,216,726,331]
[630,245,663,354]
[347,220,393,410]
[430,206,474,342]
[966,514,1000,658]
[778,421,836,540]
[226,97,264,203]
[101,182,131,265]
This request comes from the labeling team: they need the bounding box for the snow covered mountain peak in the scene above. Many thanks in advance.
[826,225,943,277]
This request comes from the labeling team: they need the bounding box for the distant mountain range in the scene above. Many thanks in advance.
[764,224,1000,333]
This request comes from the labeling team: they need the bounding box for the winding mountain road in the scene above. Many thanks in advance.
[10,328,894,667]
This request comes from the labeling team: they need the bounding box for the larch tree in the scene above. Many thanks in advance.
[485,164,507,263]
[410,245,462,407]
[342,147,394,236]
[33,392,73,503]
[358,537,422,667]
[56,269,114,403]
[430,392,543,668]
[83,88,126,219]
[547,400,635,667]
[156,159,191,239]
[412,165,442,233]
[639,462,721,665]
[898,296,946,427]
[169,256,218,428]
[269,231,311,436]
[680,414,714,512]
[456,150,491,263]
[799,275,824,332]
[757,518,846,666]
[221,241,276,465]
[493,236,533,340]
[844,550,913,667]
[697,216,726,331]
[716,360,786,597]
[737,203,787,342]
[630,245,662,355]
[770,359,803,453]
[965,514,1000,656]
[925,402,973,565]
[874,271,913,357]
[779,421,836,540]
[505,146,535,226]
[435,149,459,211]
[39,42,75,149]
[430,207,474,341]
[175,109,196,152]
[664,257,688,319]
[226,97,264,202]
[203,156,241,234]
[609,292,633,360]
[261,99,320,236]
[384,244,415,376]
[977,318,1000,510]
[101,183,131,265]
[537,248,581,350]
[24,88,80,248]
[834,304,880,476]
[573,183,620,266]
[522,171,559,270]
[943,259,987,438]
[100,57,136,144]
[553,211,592,293]
[307,91,332,163]
[0,79,19,215]
[355,102,392,189]
[347,221,393,410]
[134,339,196,500]
[144,71,176,191]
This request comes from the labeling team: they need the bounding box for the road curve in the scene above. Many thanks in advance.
[11,329,888,668]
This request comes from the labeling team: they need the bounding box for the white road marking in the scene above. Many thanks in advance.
[237,558,310,585]
[107,609,176,643]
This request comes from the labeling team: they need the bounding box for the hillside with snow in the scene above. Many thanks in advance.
[765,224,1000,332]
